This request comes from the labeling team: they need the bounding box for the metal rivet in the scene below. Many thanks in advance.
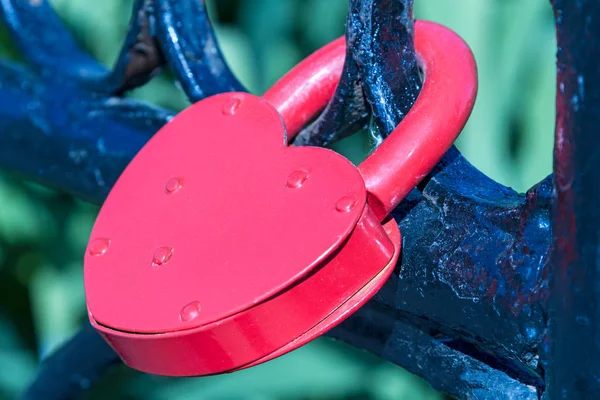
[152,246,174,267]
[336,195,358,213]
[165,177,183,194]
[180,301,202,322]
[89,238,110,256]
[222,97,241,116]
[286,169,309,188]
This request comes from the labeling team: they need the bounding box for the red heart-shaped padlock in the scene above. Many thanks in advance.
[84,20,477,376]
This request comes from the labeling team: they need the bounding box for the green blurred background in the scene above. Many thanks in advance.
[0,0,555,399]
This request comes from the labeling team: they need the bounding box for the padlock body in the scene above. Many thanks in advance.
[92,207,398,376]
[84,93,400,376]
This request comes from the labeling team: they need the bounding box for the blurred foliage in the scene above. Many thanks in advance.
[0,0,555,399]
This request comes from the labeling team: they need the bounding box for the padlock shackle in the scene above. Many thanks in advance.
[262,37,346,137]
[263,20,477,221]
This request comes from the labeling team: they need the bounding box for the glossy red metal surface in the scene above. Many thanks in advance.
[91,204,397,376]
[84,20,476,377]
[238,217,401,370]
[262,37,346,139]
[86,93,368,335]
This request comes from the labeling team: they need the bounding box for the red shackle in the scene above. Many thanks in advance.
[84,20,477,377]
[261,20,476,219]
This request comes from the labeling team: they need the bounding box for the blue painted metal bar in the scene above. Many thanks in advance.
[90,0,165,95]
[155,0,246,101]
[0,59,170,202]
[291,2,370,147]
[350,0,421,135]
[331,305,539,399]
[293,0,421,146]
[21,323,120,400]
[0,0,106,78]
[547,0,600,398]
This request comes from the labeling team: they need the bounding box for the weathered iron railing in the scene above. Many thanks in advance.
[0,0,596,398]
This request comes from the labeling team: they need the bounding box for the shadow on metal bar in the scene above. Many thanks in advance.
[0,0,594,398]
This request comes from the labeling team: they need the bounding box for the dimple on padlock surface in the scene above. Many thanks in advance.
[85,92,400,376]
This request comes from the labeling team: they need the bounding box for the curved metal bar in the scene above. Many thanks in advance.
[0,59,171,202]
[291,28,369,147]
[89,0,165,95]
[20,323,121,400]
[353,0,422,135]
[0,0,106,79]
[292,0,421,146]
[330,305,539,400]
[0,0,167,95]
[378,148,550,391]
[154,0,246,102]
